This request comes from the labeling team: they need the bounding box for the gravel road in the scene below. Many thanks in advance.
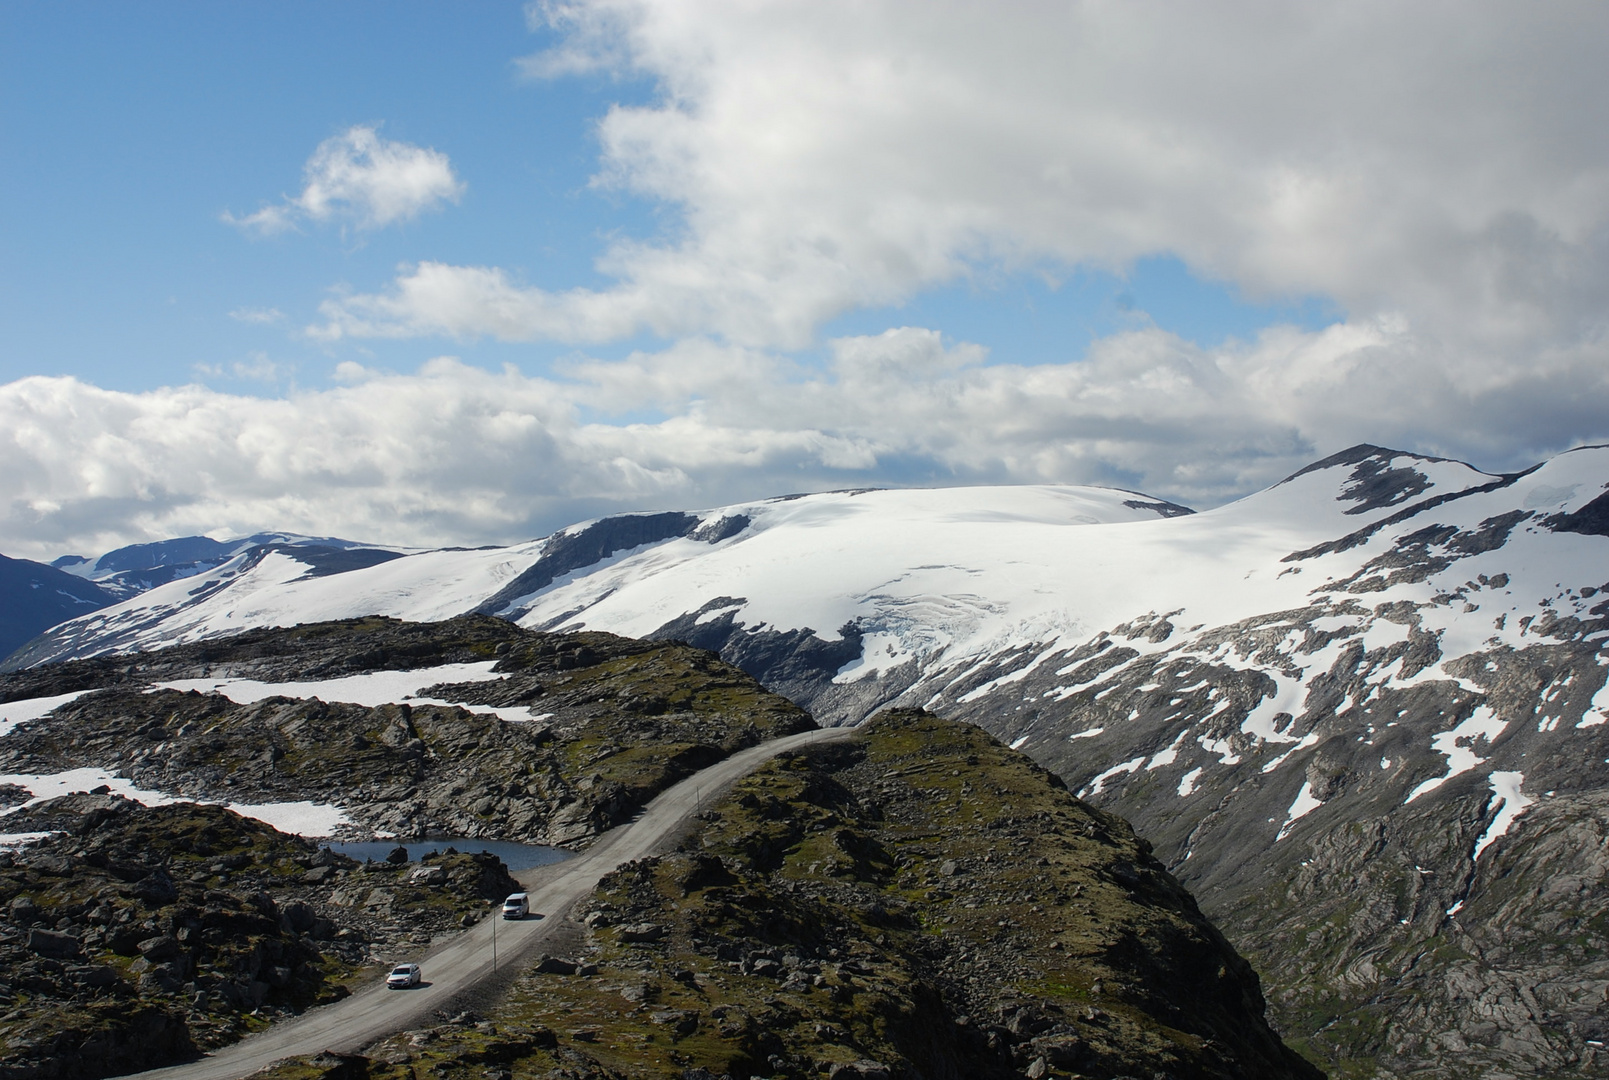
[123,724,856,1080]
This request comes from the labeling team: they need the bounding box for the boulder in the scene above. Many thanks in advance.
[649,1009,699,1037]
[535,955,579,975]
[408,865,448,885]
[280,900,317,934]
[828,1063,891,1080]
[26,928,82,959]
[137,935,182,962]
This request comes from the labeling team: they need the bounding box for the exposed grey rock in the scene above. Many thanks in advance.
[26,927,81,959]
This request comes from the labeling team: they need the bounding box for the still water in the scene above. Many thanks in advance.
[328,837,570,872]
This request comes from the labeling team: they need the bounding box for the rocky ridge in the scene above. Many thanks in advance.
[0,616,811,847]
[262,710,1317,1080]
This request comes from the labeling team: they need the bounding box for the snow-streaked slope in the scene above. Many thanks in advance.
[50,530,413,601]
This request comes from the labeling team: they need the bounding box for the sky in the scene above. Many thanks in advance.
[3,1,1607,560]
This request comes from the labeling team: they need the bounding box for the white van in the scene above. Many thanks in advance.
[502,892,530,919]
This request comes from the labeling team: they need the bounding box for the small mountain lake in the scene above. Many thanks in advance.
[328,837,571,872]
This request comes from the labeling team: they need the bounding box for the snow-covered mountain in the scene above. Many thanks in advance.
[4,484,1193,681]
[49,531,404,600]
[6,443,1609,1075]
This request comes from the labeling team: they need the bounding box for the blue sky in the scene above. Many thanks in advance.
[1,2,635,389]
[1,1,1332,393]
[2,2,1605,557]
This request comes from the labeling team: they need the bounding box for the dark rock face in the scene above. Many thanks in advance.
[0,554,112,661]
[1121,497,1196,518]
[940,599,1609,1073]
[1545,488,1609,537]
[1276,443,1471,514]
[478,511,708,621]
[648,601,877,722]
[0,616,813,848]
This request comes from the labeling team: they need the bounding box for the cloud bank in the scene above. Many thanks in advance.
[6,317,1603,559]
[226,125,464,235]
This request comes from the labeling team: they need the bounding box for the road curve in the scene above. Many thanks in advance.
[125,724,857,1080]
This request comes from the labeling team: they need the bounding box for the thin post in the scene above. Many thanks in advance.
[492,906,498,973]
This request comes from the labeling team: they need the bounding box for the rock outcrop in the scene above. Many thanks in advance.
[0,795,516,1079]
[0,616,812,847]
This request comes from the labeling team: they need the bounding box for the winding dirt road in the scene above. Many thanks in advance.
[126,724,855,1080]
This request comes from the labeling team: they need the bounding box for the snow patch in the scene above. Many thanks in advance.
[1080,757,1145,798]
[1577,675,1609,728]
[0,832,55,850]
[1147,730,1188,770]
[0,691,91,738]
[0,768,351,837]
[0,767,181,810]
[1177,767,1204,797]
[1276,780,1324,840]
[1197,734,1242,765]
[155,661,506,708]
[1261,732,1320,773]
[1406,706,1508,803]
[1472,771,1535,861]
[1067,727,1104,741]
[223,799,353,838]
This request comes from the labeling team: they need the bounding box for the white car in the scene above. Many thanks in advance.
[386,963,422,989]
[502,893,530,919]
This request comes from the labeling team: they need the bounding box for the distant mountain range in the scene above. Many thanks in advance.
[49,531,404,600]
[2,532,403,664]
[4,443,1609,1076]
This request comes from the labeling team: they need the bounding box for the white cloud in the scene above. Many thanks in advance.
[6,316,1607,559]
[226,126,464,235]
[309,0,1609,370]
